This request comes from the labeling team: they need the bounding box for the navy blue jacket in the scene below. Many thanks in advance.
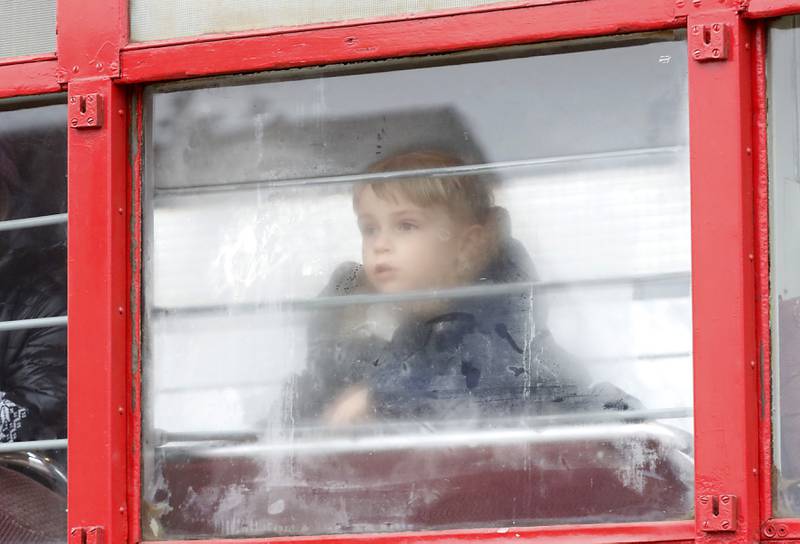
[292,236,639,424]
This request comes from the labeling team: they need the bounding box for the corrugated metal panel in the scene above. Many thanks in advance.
[0,0,56,58]
[130,0,509,42]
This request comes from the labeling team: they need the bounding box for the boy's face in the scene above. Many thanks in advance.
[356,185,468,294]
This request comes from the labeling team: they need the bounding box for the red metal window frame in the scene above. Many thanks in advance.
[0,0,787,542]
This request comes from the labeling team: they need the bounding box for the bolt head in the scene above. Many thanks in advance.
[693,50,702,58]
[699,495,709,504]
[713,23,721,32]
[721,521,730,529]
[692,25,700,34]
[712,49,720,57]
[721,495,730,503]
[71,65,79,73]
[70,119,78,127]
[87,118,94,125]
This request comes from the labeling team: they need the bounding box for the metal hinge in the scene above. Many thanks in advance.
[699,494,737,532]
[689,23,730,62]
[69,93,104,129]
[69,526,105,544]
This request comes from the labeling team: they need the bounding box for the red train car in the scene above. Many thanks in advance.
[1,1,799,543]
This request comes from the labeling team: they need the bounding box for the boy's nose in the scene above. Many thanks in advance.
[373,233,393,253]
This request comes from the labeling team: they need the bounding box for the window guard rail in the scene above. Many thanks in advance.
[0,438,67,453]
[0,213,67,232]
[0,316,67,332]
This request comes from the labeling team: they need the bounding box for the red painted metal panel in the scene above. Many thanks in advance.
[119,0,682,85]
[0,59,60,99]
[688,10,760,544]
[67,78,130,544]
[56,0,128,82]
[747,0,800,17]
[761,518,800,539]
[148,521,694,544]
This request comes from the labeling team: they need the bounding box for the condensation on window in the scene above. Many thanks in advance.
[131,0,519,42]
[141,34,693,540]
[0,0,56,58]
[768,16,800,518]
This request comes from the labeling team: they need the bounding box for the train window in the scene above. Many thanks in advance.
[769,15,800,518]
[142,33,693,540]
[131,0,517,42]
[0,0,56,59]
[0,97,68,541]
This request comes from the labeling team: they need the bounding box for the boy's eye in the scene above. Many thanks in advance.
[360,224,378,236]
[397,221,418,232]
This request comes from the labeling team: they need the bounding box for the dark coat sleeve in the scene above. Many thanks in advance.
[0,249,67,442]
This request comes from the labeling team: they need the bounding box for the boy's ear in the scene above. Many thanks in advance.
[457,224,490,279]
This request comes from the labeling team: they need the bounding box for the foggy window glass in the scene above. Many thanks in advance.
[142,34,693,540]
[131,0,517,42]
[769,16,800,518]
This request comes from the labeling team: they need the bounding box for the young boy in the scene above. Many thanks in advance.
[297,150,638,425]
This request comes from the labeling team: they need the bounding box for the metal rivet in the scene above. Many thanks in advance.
[750,360,756,368]
[118,306,124,315]
[95,62,103,71]
[118,406,124,414]
[692,25,700,34]
[72,65,79,73]
[118,207,123,215]
[746,147,752,155]
[749,253,755,260]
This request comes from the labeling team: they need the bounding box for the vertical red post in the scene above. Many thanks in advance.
[66,78,130,544]
[59,0,130,541]
[688,11,760,544]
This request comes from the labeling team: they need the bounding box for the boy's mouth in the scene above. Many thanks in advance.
[373,263,396,277]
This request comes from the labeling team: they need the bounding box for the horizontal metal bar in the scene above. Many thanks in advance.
[0,438,67,453]
[150,271,691,317]
[158,410,693,457]
[0,213,67,232]
[0,316,67,332]
[154,145,686,196]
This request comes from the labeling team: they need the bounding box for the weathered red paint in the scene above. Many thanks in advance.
[688,10,760,544]
[128,87,145,544]
[56,0,128,81]
[747,0,800,17]
[67,78,130,544]
[119,0,683,85]
[148,521,694,544]
[752,21,775,528]
[0,59,60,99]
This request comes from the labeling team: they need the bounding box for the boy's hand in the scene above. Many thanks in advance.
[324,385,372,426]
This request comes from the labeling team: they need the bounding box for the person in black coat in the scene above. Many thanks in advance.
[289,151,637,426]
[0,141,67,443]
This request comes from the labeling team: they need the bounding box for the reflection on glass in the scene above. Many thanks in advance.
[143,35,693,540]
[769,16,800,517]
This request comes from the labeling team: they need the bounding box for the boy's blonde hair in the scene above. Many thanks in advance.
[354,150,494,225]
